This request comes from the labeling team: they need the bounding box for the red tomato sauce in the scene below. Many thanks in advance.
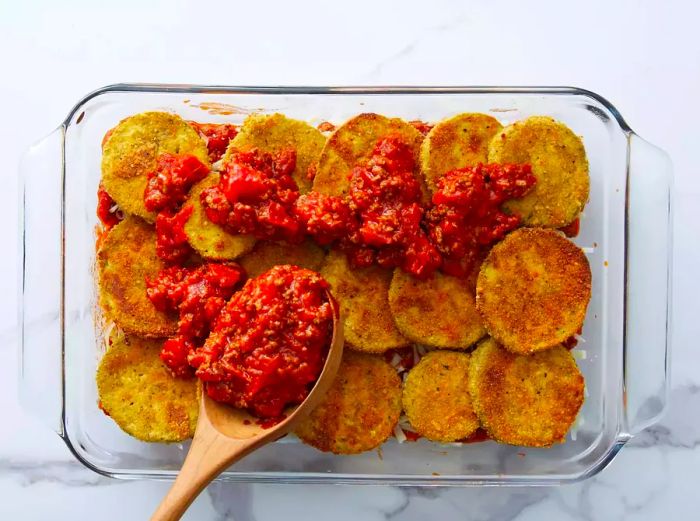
[425,163,536,277]
[345,137,441,278]
[189,265,333,419]
[457,428,491,444]
[96,184,123,229]
[562,336,578,350]
[146,262,246,377]
[409,120,434,136]
[297,137,442,278]
[154,205,195,264]
[562,327,583,350]
[403,430,422,442]
[559,217,581,238]
[142,152,209,263]
[144,153,209,213]
[317,121,336,133]
[101,128,115,149]
[188,122,239,162]
[294,191,355,245]
[201,148,302,243]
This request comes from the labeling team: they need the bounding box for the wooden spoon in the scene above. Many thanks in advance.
[151,293,344,521]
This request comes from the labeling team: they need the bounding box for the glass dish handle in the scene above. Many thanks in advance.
[19,127,65,435]
[623,133,673,436]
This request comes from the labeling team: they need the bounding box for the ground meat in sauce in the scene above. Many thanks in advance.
[188,122,239,162]
[189,265,333,418]
[425,163,536,278]
[144,153,209,213]
[146,262,246,377]
[298,137,442,279]
[201,148,303,243]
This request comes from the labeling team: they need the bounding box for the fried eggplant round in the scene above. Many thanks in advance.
[96,334,199,442]
[420,113,502,192]
[97,216,177,337]
[238,240,325,278]
[295,351,402,454]
[389,270,486,349]
[101,111,210,221]
[320,250,409,353]
[468,338,584,447]
[183,173,256,260]
[402,350,480,442]
[476,227,591,354]
[228,113,326,193]
[312,113,426,199]
[488,116,589,227]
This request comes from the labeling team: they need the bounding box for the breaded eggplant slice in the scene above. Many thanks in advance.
[183,173,256,260]
[98,216,177,337]
[468,338,584,447]
[101,111,210,221]
[476,228,591,354]
[295,351,402,454]
[97,334,199,442]
[238,240,325,278]
[488,116,589,227]
[388,270,485,349]
[420,113,502,192]
[228,113,326,193]
[320,250,409,353]
[402,351,480,442]
[312,113,426,200]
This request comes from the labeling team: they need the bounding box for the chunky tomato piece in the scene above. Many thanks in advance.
[144,153,209,213]
[294,191,355,245]
[96,184,123,229]
[188,122,238,162]
[426,163,536,277]
[155,205,194,264]
[146,262,246,377]
[201,148,303,243]
[344,137,441,278]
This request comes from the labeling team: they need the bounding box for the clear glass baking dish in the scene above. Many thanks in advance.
[19,85,673,485]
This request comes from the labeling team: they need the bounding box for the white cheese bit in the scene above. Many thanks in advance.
[398,414,413,431]
[574,333,586,343]
[570,415,586,442]
[581,246,595,254]
[394,424,407,443]
[102,322,115,351]
[109,204,120,214]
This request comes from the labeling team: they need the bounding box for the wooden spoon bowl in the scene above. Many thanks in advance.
[152,292,344,521]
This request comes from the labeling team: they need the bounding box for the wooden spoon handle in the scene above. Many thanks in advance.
[150,425,254,521]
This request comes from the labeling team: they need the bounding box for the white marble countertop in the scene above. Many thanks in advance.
[2,0,698,519]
